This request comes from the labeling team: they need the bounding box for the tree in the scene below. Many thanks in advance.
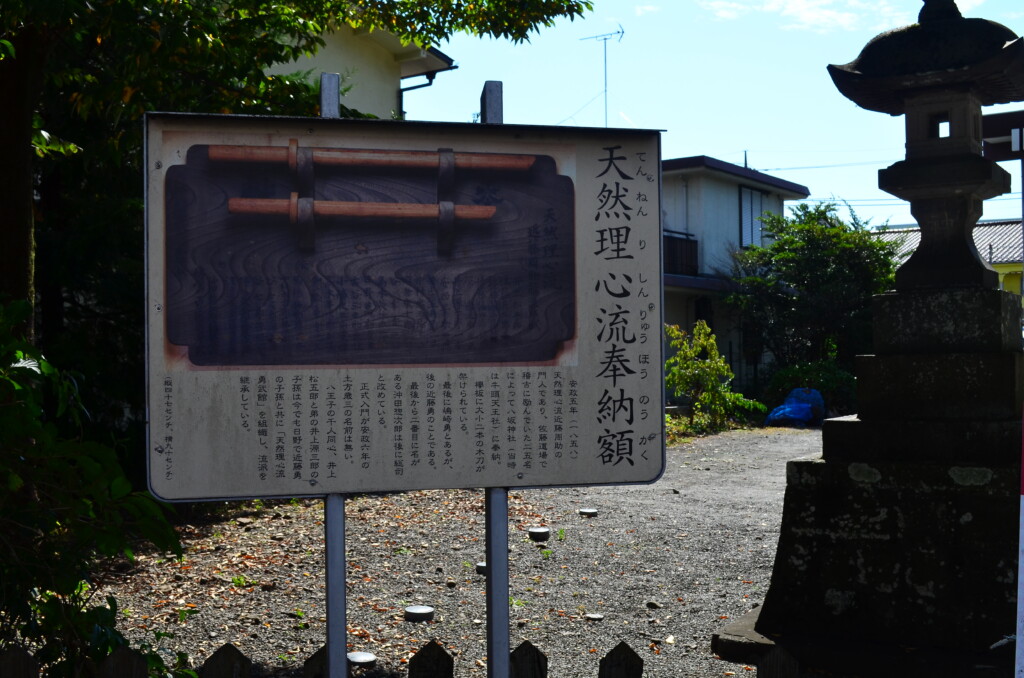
[0,3,591,669]
[2,0,592,472]
[726,203,899,371]
[1,0,594,313]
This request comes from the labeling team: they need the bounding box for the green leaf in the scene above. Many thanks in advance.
[6,471,24,491]
[110,475,132,499]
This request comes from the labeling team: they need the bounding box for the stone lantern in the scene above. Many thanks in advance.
[829,0,1024,290]
[713,2,1024,675]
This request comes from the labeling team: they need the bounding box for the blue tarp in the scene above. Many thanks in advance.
[765,388,825,427]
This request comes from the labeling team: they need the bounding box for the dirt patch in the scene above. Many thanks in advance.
[97,427,821,676]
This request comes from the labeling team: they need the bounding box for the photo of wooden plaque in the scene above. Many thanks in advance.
[164,141,575,366]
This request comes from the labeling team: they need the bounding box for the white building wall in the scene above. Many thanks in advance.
[267,24,402,118]
[695,175,743,276]
[662,175,689,234]
[759,193,786,242]
[685,177,706,271]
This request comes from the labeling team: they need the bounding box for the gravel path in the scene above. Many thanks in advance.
[97,427,822,677]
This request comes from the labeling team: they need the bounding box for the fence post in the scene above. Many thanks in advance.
[199,642,252,678]
[303,646,326,677]
[96,645,147,678]
[598,641,643,678]
[408,640,455,678]
[0,646,37,678]
[509,640,547,678]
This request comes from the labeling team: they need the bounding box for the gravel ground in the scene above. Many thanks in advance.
[96,427,822,677]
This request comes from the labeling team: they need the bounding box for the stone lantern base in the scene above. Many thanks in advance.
[719,0,1024,672]
[713,288,1022,676]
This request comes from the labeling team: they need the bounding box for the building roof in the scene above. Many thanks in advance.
[873,219,1023,265]
[662,155,810,200]
[356,31,456,79]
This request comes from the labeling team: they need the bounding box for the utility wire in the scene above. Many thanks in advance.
[759,160,896,171]
[555,91,605,126]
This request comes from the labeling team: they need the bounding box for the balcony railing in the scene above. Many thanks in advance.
[664,232,698,277]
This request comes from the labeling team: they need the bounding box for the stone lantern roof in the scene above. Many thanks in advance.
[827,0,1024,115]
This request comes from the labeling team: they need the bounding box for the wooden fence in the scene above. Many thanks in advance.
[0,638,643,678]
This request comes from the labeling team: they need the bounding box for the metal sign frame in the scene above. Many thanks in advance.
[145,110,665,502]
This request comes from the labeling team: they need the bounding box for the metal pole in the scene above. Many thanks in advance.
[581,27,622,129]
[320,72,348,678]
[485,488,511,678]
[480,81,511,678]
[325,494,347,678]
[603,38,608,128]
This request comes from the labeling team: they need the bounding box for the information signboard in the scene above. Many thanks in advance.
[146,113,664,500]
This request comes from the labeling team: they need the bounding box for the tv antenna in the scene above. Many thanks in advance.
[581,24,625,127]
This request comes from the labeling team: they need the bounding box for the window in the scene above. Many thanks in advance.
[662,177,688,234]
[739,187,765,247]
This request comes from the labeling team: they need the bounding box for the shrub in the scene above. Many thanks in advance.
[664,412,692,446]
[664,321,765,434]
[762,359,857,416]
[0,301,181,675]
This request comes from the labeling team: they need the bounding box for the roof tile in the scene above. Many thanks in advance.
[874,219,1023,265]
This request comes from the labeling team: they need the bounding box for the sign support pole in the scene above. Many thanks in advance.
[326,493,347,678]
[480,80,512,678]
[1017,154,1024,678]
[320,72,348,678]
[484,488,511,678]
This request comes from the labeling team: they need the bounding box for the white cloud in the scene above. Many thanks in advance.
[635,4,661,16]
[764,0,859,32]
[697,0,752,21]
[850,1,914,32]
[695,0,919,33]
[956,0,987,13]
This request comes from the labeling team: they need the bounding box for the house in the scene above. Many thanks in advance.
[873,219,1024,295]
[267,23,456,119]
[661,156,810,391]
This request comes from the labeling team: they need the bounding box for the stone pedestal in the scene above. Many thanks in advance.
[752,450,1018,673]
[711,4,1024,673]
[713,290,1022,676]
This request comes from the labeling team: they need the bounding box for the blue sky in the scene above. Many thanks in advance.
[404,0,1024,228]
